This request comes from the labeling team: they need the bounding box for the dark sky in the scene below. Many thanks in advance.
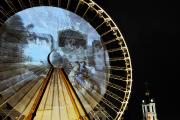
[94,0,179,120]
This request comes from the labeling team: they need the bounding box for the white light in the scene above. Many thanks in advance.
[142,100,145,103]
[151,99,154,102]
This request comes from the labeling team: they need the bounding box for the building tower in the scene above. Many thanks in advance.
[142,87,158,120]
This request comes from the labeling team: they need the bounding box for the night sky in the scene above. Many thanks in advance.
[94,0,179,120]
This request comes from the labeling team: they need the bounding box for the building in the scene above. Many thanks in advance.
[142,88,158,120]
[92,40,105,71]
[58,29,88,63]
[58,29,87,49]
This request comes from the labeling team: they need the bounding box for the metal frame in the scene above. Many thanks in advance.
[0,0,133,119]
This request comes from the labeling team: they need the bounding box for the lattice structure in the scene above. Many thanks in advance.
[0,0,132,120]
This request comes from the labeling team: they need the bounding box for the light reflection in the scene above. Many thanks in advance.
[1,6,109,97]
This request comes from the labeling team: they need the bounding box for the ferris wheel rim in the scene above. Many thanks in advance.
[0,0,133,119]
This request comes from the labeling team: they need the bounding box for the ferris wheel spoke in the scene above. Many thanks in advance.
[105,90,124,103]
[93,65,129,72]
[28,0,34,6]
[0,65,28,74]
[6,0,24,11]
[107,57,130,62]
[108,64,131,71]
[0,66,47,93]
[102,36,123,45]
[13,78,43,120]
[95,21,106,30]
[0,20,3,25]
[18,81,42,120]
[106,47,125,53]
[75,86,99,107]
[39,0,43,5]
[96,94,119,113]
[0,68,48,110]
[107,82,126,92]
[0,69,48,103]
[106,66,131,71]
[0,65,47,83]
[4,0,17,13]
[87,89,119,113]
[100,27,118,37]
[94,104,113,120]
[95,71,127,82]
[73,79,119,116]
[48,0,52,6]
[28,0,33,7]
[0,57,25,63]
[73,86,112,120]
[0,63,28,70]
[73,87,101,120]
[93,9,109,25]
[92,71,131,88]
[83,94,108,120]
[109,74,131,82]
[82,2,95,19]
[74,89,93,116]
[66,0,71,10]
[91,70,129,83]
[86,10,99,24]
[68,76,112,119]
[82,6,89,18]
[57,0,61,7]
[0,6,10,19]
[17,0,25,9]
[0,56,27,63]
[29,0,42,6]
[75,0,82,13]
[1,75,44,120]
[89,111,101,120]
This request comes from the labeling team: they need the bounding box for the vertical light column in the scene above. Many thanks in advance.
[30,68,89,120]
[59,69,89,120]
[25,68,54,120]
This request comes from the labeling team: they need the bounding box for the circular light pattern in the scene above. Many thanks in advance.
[0,0,132,120]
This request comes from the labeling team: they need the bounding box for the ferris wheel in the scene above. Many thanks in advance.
[0,0,132,120]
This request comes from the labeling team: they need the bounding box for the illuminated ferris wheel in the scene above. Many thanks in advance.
[0,0,132,120]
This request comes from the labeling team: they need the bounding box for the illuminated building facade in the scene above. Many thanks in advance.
[142,90,158,120]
